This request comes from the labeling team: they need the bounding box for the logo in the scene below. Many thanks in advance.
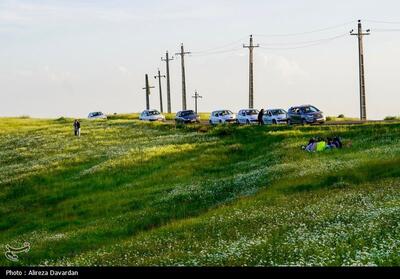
[5,242,30,262]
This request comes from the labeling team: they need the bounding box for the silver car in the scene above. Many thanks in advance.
[209,110,237,124]
[236,109,259,125]
[139,110,166,122]
[88,111,107,120]
[262,109,289,125]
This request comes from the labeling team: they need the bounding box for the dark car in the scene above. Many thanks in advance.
[175,110,200,124]
[287,105,325,125]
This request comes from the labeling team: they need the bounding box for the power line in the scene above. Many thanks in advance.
[176,21,367,57]
[190,48,242,57]
[190,34,347,57]
[258,33,348,46]
[191,36,248,54]
[374,29,400,32]
[259,34,347,50]
[254,20,354,37]
[190,21,354,55]
[365,19,400,25]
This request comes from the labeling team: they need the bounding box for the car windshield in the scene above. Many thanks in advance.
[302,106,319,113]
[271,109,286,115]
[148,111,160,116]
[181,111,195,117]
[245,109,259,115]
[92,112,102,116]
[220,110,233,116]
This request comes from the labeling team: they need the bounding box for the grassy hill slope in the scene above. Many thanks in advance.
[1,117,400,266]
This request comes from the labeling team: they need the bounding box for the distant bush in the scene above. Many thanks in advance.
[211,125,235,137]
[107,113,139,120]
[55,117,69,123]
[197,125,210,133]
[326,116,358,122]
[18,115,30,119]
[384,116,400,121]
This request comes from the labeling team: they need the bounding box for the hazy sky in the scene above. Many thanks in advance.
[1,0,400,119]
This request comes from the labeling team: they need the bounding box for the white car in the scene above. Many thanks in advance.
[262,109,289,125]
[88,111,107,120]
[139,110,166,122]
[236,109,259,124]
[209,110,237,124]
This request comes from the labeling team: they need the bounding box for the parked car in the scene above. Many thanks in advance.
[209,110,237,124]
[262,109,289,125]
[175,110,200,124]
[236,109,260,124]
[88,111,107,120]
[287,105,325,125]
[139,110,165,121]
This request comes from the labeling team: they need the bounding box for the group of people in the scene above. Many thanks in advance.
[303,136,343,152]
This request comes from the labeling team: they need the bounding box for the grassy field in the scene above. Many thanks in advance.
[1,117,400,266]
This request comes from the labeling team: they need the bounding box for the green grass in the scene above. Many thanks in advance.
[1,117,400,266]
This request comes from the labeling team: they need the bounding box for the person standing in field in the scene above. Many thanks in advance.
[258,109,264,125]
[73,119,81,137]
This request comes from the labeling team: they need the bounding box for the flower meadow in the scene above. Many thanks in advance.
[1,117,400,266]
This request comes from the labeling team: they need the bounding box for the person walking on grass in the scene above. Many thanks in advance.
[73,119,81,137]
[258,109,264,126]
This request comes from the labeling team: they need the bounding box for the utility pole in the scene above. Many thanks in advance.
[142,74,154,110]
[154,69,166,113]
[351,20,370,121]
[175,44,191,111]
[243,35,259,109]
[162,51,174,113]
[192,90,202,114]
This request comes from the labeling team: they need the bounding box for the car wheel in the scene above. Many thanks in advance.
[287,119,292,125]
[272,119,277,125]
[219,120,222,124]
[301,119,307,125]
[246,120,250,125]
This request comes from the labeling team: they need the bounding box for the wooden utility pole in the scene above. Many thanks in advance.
[161,51,174,113]
[175,44,191,111]
[154,69,166,113]
[243,35,259,109]
[142,74,154,110]
[192,90,202,114]
[351,20,370,121]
